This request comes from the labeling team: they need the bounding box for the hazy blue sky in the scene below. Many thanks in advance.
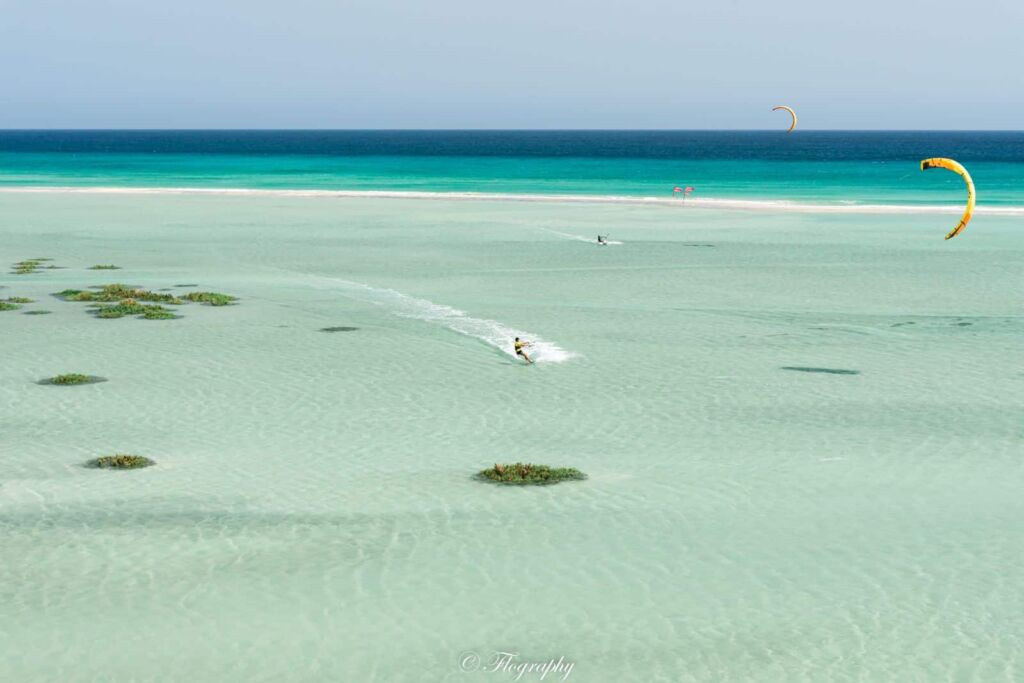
[2,0,1022,128]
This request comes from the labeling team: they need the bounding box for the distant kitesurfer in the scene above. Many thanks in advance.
[514,337,534,364]
[597,235,607,245]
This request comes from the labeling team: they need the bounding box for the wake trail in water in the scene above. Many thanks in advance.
[296,273,576,363]
[539,228,624,245]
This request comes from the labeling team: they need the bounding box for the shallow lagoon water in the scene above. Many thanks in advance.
[1,192,1022,681]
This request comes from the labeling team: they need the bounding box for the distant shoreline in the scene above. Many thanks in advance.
[2,185,1020,216]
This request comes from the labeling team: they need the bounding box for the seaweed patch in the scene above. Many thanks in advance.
[38,374,108,386]
[476,463,586,486]
[85,454,155,469]
[781,366,860,375]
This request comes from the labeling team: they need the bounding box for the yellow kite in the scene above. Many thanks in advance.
[920,158,975,240]
[772,105,797,132]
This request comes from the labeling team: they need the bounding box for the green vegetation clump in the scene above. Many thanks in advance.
[477,463,587,486]
[4,297,34,304]
[13,259,40,273]
[54,283,237,320]
[85,454,155,470]
[11,258,57,275]
[24,310,51,315]
[183,291,237,306]
[65,284,183,304]
[12,260,43,275]
[0,301,21,312]
[39,373,107,386]
[89,265,121,270]
[141,306,178,320]
[321,326,359,332]
[92,300,178,320]
[94,301,147,318]
[51,373,92,385]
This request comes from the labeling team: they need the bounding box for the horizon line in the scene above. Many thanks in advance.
[2,128,1024,133]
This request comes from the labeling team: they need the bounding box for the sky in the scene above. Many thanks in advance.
[1,0,1022,129]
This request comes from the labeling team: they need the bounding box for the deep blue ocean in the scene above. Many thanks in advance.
[2,130,1023,205]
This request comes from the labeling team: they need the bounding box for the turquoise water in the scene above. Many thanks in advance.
[3,131,1024,205]
[2,133,1023,681]
[2,190,1022,682]
[5,152,1024,206]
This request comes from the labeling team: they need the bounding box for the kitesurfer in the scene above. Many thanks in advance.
[597,235,607,245]
[514,337,534,364]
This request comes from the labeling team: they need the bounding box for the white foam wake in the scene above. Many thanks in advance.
[540,228,624,245]
[301,275,575,363]
[4,185,1024,216]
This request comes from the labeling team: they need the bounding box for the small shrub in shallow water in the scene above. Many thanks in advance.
[51,373,91,385]
[321,326,359,333]
[54,283,237,320]
[141,306,177,320]
[12,259,44,275]
[89,265,121,270]
[0,302,21,312]
[11,258,58,275]
[183,291,237,306]
[92,300,179,320]
[55,284,181,304]
[477,463,586,486]
[93,301,146,318]
[91,284,184,304]
[40,373,107,386]
[24,310,51,315]
[85,454,155,470]
[4,297,34,304]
